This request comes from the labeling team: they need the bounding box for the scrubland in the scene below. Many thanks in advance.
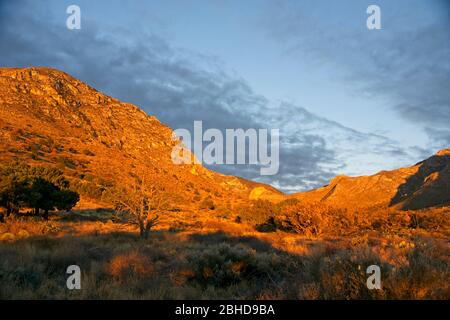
[0,201,448,300]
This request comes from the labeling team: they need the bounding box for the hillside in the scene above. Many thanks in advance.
[291,148,450,210]
[0,67,448,212]
[0,67,280,208]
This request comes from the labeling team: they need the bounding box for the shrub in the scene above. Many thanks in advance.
[236,200,279,225]
[255,216,277,232]
[261,202,351,237]
[72,179,105,200]
[199,196,215,210]
[17,230,30,239]
[0,233,15,241]
[56,157,76,169]
[186,243,290,287]
[274,202,329,236]
[107,251,154,280]
[414,210,449,232]
[82,149,95,156]
[275,198,300,209]
[314,248,387,299]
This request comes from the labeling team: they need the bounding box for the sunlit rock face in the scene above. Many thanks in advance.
[0,67,274,208]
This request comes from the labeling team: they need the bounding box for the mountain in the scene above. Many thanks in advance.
[0,67,280,208]
[0,67,447,212]
[291,148,450,210]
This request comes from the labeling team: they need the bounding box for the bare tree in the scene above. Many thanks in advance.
[112,173,169,240]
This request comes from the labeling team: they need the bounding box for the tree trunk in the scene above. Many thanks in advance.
[142,228,149,240]
[35,207,40,215]
[6,206,11,217]
[138,221,152,240]
[44,209,49,221]
[139,220,145,239]
[143,221,153,240]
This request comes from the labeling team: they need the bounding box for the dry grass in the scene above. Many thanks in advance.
[0,207,449,300]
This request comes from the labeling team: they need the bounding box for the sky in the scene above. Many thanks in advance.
[0,0,449,192]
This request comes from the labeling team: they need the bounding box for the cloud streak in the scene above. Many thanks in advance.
[266,0,450,152]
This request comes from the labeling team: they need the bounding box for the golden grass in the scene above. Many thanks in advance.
[0,207,448,300]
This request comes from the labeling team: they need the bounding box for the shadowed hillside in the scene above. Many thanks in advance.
[390,149,450,209]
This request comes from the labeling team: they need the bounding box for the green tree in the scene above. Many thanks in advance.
[0,162,79,219]
[0,176,29,216]
[28,178,60,220]
[28,178,79,220]
[0,162,31,216]
[55,189,80,211]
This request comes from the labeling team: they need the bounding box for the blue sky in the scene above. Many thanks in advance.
[1,0,449,192]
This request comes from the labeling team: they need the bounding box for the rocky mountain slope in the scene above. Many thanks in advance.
[0,67,447,212]
[291,149,450,210]
[0,67,279,208]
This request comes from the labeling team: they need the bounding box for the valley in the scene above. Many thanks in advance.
[0,67,448,300]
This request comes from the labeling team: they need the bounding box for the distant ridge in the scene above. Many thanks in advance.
[291,148,450,210]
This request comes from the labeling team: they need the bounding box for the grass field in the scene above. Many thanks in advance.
[0,207,448,300]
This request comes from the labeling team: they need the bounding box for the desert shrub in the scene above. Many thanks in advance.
[56,157,76,170]
[357,207,450,235]
[38,137,55,153]
[262,202,352,236]
[369,210,412,233]
[17,229,30,238]
[82,149,95,156]
[275,202,331,236]
[27,143,43,160]
[0,216,58,237]
[186,243,292,287]
[313,247,388,299]
[106,250,154,280]
[413,210,450,232]
[236,200,279,225]
[381,239,450,299]
[72,179,106,200]
[255,216,277,232]
[275,198,300,209]
[276,205,327,236]
[0,232,15,241]
[199,196,215,210]
[185,182,194,189]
